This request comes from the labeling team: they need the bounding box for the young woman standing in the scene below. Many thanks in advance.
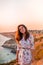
[15,24,35,65]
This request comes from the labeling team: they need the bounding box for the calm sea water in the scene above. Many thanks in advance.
[0,47,16,64]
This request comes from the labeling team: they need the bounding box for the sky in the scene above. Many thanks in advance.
[0,0,43,32]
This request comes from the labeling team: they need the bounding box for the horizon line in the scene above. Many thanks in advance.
[0,29,43,33]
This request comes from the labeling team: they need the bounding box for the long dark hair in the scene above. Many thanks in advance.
[15,24,30,42]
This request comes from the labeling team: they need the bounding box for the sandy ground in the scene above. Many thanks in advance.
[31,59,43,65]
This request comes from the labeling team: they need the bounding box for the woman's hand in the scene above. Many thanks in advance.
[31,49,35,62]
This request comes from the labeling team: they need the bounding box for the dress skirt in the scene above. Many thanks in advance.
[18,48,32,65]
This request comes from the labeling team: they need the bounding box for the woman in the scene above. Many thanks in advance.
[15,24,35,65]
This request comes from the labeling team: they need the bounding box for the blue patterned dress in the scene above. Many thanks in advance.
[17,34,34,65]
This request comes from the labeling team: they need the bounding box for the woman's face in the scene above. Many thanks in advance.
[19,26,26,34]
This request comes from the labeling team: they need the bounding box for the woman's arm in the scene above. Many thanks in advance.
[16,50,19,62]
[30,34,35,62]
[31,49,35,62]
[15,40,19,62]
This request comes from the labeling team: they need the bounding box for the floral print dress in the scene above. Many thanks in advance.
[17,34,35,65]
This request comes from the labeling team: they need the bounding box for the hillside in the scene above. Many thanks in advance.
[0,30,43,65]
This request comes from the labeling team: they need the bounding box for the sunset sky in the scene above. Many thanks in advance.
[0,0,43,32]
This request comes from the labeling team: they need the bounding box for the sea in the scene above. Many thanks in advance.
[0,34,16,64]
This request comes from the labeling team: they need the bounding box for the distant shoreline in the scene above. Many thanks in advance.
[0,30,43,34]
